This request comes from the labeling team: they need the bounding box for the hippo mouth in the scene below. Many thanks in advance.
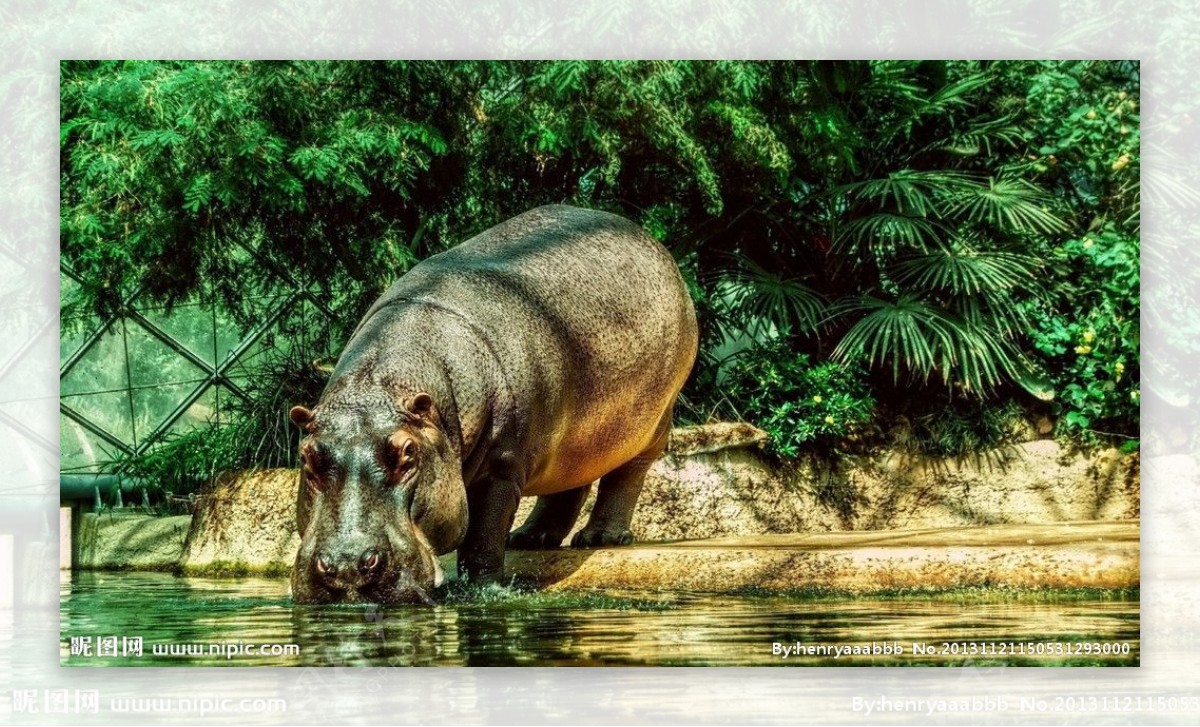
[360,544,445,605]
[298,577,438,606]
[293,548,445,606]
[357,573,439,606]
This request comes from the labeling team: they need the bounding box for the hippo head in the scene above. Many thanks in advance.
[288,392,467,605]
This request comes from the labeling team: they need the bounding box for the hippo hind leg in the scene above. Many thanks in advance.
[507,487,591,550]
[570,458,650,547]
[571,410,671,548]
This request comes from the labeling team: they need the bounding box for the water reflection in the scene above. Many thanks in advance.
[61,572,1139,667]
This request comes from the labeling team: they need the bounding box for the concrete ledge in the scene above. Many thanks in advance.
[180,469,301,575]
[494,521,1140,593]
[75,512,190,570]
[75,512,1138,594]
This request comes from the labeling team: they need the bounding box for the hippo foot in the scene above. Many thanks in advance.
[570,527,634,548]
[507,529,567,550]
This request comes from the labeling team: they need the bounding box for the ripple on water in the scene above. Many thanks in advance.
[60,573,1139,667]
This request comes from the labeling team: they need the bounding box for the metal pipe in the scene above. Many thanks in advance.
[60,474,146,502]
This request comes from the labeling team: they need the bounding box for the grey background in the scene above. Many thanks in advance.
[2,1,1194,724]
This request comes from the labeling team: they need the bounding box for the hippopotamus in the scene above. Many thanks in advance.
[288,205,698,604]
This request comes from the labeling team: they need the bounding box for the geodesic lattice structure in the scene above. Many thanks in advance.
[59,256,339,474]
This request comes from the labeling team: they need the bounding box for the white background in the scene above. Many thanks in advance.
[1,1,1194,724]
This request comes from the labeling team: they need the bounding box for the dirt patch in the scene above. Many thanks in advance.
[667,422,770,456]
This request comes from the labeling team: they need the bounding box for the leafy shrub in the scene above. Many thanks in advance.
[1015,61,1140,443]
[1027,228,1139,441]
[718,343,875,457]
[112,426,244,502]
[893,400,1026,458]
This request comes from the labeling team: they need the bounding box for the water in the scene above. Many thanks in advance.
[60,572,1138,667]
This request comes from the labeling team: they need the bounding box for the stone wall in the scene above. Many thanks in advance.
[169,424,1138,574]
[179,469,300,575]
[617,437,1139,541]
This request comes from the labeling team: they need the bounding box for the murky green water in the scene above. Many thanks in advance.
[60,572,1138,667]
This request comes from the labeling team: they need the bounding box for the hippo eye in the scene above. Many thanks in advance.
[397,439,417,474]
[384,435,419,481]
[300,442,328,493]
[301,461,325,493]
[305,471,324,493]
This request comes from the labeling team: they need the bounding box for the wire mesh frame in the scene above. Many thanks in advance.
[59,241,340,471]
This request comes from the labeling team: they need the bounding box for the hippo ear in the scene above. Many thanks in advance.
[289,405,316,433]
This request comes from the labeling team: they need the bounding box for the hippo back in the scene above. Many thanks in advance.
[373,205,698,493]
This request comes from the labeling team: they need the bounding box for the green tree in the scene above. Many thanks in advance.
[61,61,483,325]
[60,60,1140,479]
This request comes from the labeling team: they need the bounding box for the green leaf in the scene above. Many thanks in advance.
[1064,411,1090,428]
[183,173,212,212]
[892,246,1037,295]
[948,177,1068,235]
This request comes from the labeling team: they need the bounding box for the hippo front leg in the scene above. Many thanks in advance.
[457,476,523,584]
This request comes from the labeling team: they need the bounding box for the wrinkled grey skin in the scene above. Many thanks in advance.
[289,205,698,604]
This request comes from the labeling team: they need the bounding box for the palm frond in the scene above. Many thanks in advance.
[830,293,1038,393]
[947,177,1069,235]
[838,169,979,217]
[918,72,993,117]
[830,295,957,384]
[892,247,1037,295]
[945,326,1007,393]
[946,331,1052,398]
[926,117,1026,157]
[948,292,1030,339]
[835,213,949,255]
[864,62,926,105]
[720,255,826,336]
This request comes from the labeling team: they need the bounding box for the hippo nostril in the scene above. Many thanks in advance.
[315,553,336,578]
[360,550,383,574]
